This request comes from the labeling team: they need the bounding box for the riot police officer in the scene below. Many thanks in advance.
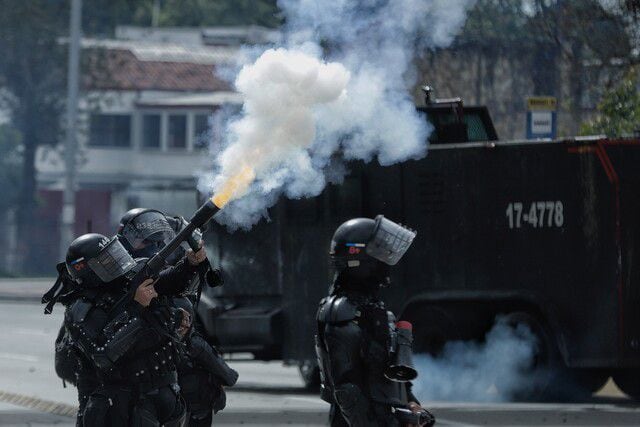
[46,209,209,426]
[117,208,223,299]
[316,215,435,427]
[43,263,99,427]
[117,208,232,426]
[62,233,204,426]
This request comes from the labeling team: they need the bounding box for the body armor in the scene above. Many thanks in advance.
[317,215,431,427]
[316,292,416,427]
[174,297,238,425]
[64,260,197,426]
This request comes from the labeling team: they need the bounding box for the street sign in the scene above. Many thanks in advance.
[526,96,557,139]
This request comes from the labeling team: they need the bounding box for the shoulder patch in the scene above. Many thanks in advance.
[69,299,92,323]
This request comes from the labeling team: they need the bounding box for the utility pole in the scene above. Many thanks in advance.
[152,0,161,27]
[60,0,82,258]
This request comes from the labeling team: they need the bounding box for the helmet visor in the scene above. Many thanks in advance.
[121,211,175,250]
[365,215,416,265]
[87,238,136,283]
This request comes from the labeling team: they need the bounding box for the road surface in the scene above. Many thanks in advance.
[1,298,640,426]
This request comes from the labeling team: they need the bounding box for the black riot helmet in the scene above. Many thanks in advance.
[117,208,177,259]
[65,233,136,287]
[330,215,416,289]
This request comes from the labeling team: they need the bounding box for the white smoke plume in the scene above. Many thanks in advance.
[200,0,476,229]
[412,318,537,402]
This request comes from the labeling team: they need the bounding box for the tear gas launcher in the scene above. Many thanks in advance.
[144,198,221,275]
[112,170,249,311]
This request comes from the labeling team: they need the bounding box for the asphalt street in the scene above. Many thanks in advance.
[1,297,640,426]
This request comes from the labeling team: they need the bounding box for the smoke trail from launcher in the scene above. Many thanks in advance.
[199,0,477,230]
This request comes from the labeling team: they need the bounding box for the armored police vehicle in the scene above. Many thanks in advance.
[197,89,640,400]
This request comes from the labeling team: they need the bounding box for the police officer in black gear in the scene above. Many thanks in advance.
[43,263,99,427]
[118,209,180,260]
[173,297,238,426]
[118,208,223,300]
[63,233,202,426]
[316,215,435,427]
[118,208,232,426]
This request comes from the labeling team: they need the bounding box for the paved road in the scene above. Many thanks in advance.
[1,300,640,426]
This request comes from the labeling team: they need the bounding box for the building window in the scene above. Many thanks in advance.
[141,114,161,148]
[89,114,131,147]
[193,113,211,150]
[168,114,186,149]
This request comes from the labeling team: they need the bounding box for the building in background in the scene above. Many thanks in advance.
[10,26,276,273]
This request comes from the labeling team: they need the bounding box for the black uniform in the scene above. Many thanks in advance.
[117,208,230,426]
[69,258,198,426]
[57,233,199,426]
[44,262,99,427]
[173,298,238,426]
[316,216,434,427]
[55,318,99,426]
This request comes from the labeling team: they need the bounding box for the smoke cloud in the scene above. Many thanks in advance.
[412,318,537,402]
[200,0,476,229]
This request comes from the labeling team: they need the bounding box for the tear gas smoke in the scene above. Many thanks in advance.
[412,317,537,402]
[199,0,476,229]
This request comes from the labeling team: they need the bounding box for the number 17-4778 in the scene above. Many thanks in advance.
[505,201,564,229]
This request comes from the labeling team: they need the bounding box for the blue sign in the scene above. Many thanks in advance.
[526,97,557,139]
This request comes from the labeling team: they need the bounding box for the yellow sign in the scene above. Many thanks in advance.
[527,97,557,111]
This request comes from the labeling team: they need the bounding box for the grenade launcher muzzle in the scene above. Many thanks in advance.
[144,199,220,274]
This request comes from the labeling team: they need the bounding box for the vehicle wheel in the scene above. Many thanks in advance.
[497,311,560,401]
[298,360,321,390]
[613,369,640,399]
[497,312,607,402]
[411,305,459,356]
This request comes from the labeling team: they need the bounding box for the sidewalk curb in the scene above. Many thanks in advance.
[0,390,77,418]
[0,295,43,303]
[0,277,55,303]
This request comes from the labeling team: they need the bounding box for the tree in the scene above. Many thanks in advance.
[437,0,637,138]
[0,124,21,214]
[80,0,282,31]
[0,1,68,272]
[148,0,282,28]
[580,67,640,137]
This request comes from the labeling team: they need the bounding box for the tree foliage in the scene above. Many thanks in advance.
[81,0,282,33]
[580,68,640,137]
[0,124,21,214]
[0,0,68,271]
[448,0,637,137]
[150,0,282,28]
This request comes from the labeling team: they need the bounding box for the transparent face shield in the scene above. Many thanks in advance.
[121,211,175,251]
[365,215,417,265]
[87,237,136,283]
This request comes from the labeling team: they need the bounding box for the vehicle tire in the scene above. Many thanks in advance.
[298,360,321,390]
[613,369,640,399]
[498,311,560,401]
[498,312,608,402]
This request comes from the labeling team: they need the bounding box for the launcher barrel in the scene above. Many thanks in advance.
[146,200,220,274]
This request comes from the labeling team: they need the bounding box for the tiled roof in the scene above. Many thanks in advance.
[83,48,232,92]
